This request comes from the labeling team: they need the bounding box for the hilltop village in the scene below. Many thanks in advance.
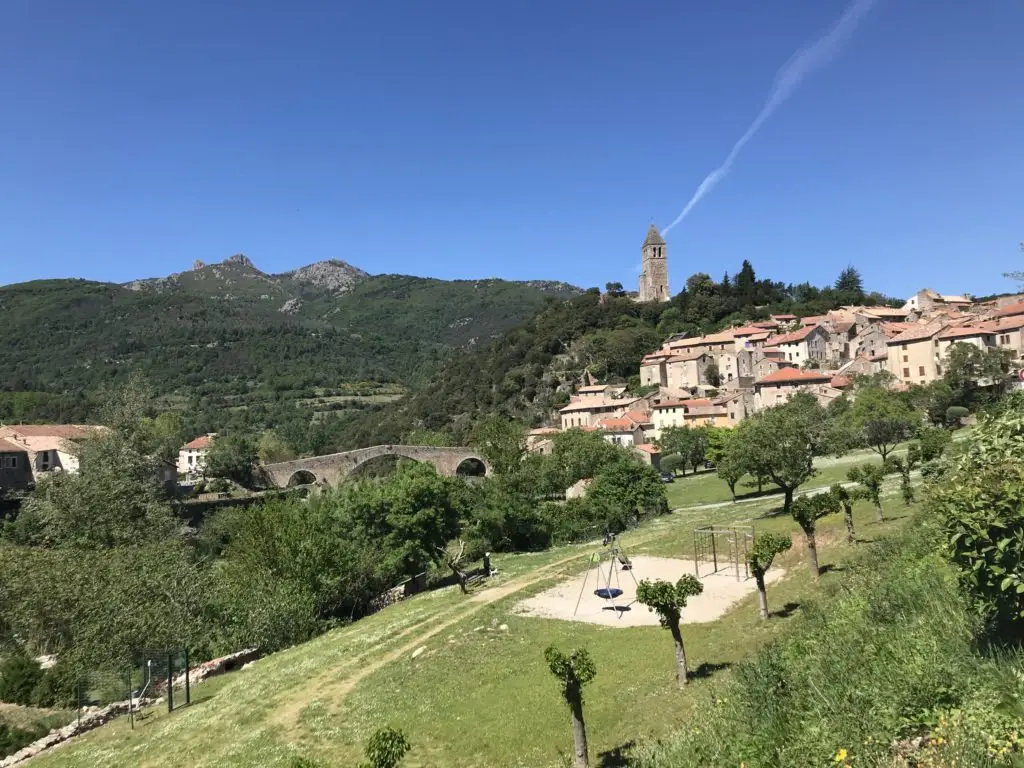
[527,225,1024,464]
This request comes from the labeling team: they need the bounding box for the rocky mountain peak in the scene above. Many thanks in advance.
[285,260,370,294]
[223,253,256,269]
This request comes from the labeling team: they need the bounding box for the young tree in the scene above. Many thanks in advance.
[636,575,704,687]
[845,385,918,461]
[830,483,856,543]
[470,416,526,477]
[704,360,722,388]
[659,453,686,476]
[205,433,258,487]
[684,426,710,474]
[715,449,746,503]
[847,462,888,522]
[734,394,830,516]
[891,444,921,505]
[916,426,952,462]
[657,427,694,474]
[361,726,411,768]
[747,533,793,619]
[550,429,622,486]
[544,646,597,768]
[790,492,840,580]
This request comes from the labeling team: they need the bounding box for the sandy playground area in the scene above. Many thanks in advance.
[516,555,785,628]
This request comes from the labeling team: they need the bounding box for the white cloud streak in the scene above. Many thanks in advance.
[662,0,879,235]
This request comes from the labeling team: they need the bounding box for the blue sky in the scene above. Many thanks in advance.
[1,1,1021,299]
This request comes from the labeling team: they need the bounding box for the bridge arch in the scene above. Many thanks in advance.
[286,469,318,487]
[262,445,491,488]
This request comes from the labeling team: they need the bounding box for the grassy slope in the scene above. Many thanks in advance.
[33,482,915,768]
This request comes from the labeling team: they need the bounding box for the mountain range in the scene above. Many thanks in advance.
[0,255,580,407]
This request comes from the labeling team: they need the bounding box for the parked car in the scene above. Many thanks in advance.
[660,472,674,483]
[703,460,716,470]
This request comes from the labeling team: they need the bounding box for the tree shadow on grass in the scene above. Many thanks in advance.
[772,601,801,619]
[688,661,732,680]
[599,740,637,767]
[820,564,844,575]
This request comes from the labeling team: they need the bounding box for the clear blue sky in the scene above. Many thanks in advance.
[1,1,1021,299]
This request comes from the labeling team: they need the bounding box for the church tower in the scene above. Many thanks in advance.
[638,224,669,302]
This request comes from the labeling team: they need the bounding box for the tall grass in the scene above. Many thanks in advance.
[633,529,1024,767]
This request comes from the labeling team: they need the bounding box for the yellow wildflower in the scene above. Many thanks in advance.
[834,747,849,763]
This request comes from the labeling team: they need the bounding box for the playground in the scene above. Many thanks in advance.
[518,528,784,627]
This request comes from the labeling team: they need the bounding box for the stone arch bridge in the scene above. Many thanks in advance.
[262,445,490,488]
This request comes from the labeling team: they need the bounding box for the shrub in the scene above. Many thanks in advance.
[0,653,43,706]
[0,722,47,760]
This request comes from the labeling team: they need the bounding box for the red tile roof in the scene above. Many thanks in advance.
[751,321,778,329]
[879,322,915,338]
[887,322,948,344]
[989,315,1024,332]
[995,301,1024,318]
[800,315,827,326]
[938,324,995,341]
[756,368,833,385]
[597,417,638,431]
[830,375,853,389]
[623,410,652,424]
[0,438,27,454]
[652,398,712,410]
[633,444,660,455]
[183,435,214,450]
[764,325,821,346]
[731,325,769,337]
[857,306,910,318]
[771,313,798,321]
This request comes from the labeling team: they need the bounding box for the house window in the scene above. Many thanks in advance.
[903,368,910,378]
[902,344,908,351]
[903,355,908,363]
[2,456,17,468]
[918,366,925,376]
[936,364,942,375]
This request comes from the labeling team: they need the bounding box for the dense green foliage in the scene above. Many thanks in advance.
[361,726,411,768]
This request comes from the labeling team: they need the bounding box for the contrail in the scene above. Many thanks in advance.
[662,0,879,234]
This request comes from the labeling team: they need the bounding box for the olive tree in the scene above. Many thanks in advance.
[747,533,792,619]
[636,575,704,687]
[544,646,597,768]
[733,394,831,517]
[790,492,840,580]
[847,462,888,522]
[830,483,856,543]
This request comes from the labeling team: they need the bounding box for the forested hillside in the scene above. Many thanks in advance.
[349,263,900,446]
[0,257,579,433]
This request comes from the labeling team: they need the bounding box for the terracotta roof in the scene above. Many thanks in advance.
[834,321,855,334]
[771,314,798,321]
[887,322,947,345]
[995,301,1024,318]
[937,324,995,341]
[800,315,827,326]
[756,368,833,385]
[597,417,639,431]
[183,435,215,450]
[857,306,909,318]
[879,322,916,338]
[830,375,853,389]
[731,325,769,337]
[751,321,778,329]
[577,384,609,393]
[989,315,1024,332]
[633,444,660,455]
[764,325,822,346]
[623,410,652,424]
[0,438,27,454]
[668,331,736,348]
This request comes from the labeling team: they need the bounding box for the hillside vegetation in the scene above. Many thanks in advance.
[0,257,578,434]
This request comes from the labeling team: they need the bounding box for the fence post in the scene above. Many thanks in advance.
[127,668,134,730]
[167,653,174,713]
[711,532,718,573]
[184,647,191,706]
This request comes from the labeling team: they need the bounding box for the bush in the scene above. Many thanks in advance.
[0,722,47,760]
[0,653,43,706]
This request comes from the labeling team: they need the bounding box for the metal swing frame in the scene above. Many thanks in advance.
[572,536,639,619]
[693,525,755,581]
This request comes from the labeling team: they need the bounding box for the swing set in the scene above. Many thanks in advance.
[693,525,755,581]
[573,533,638,618]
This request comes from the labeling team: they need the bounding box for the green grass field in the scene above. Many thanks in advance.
[665,444,906,509]
[30,478,916,768]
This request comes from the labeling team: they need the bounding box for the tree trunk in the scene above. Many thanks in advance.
[783,487,794,517]
[805,530,820,581]
[669,621,688,687]
[755,572,769,619]
[844,507,855,543]
[874,500,884,522]
[567,686,590,768]
[728,481,737,503]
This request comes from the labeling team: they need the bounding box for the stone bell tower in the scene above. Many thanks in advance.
[638,224,669,302]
